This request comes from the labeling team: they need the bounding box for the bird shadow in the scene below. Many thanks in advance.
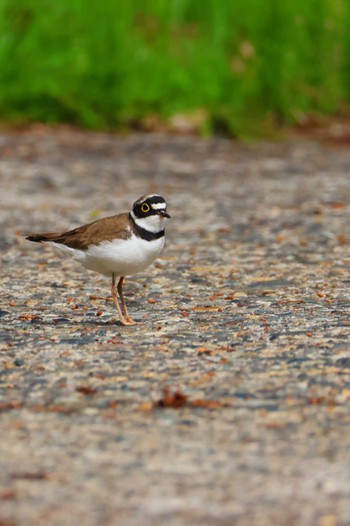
[25,315,136,328]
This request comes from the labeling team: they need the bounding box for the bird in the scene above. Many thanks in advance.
[26,194,170,326]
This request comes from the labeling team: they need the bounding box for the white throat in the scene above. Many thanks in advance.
[131,211,166,233]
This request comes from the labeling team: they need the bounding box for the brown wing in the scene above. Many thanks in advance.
[26,213,132,250]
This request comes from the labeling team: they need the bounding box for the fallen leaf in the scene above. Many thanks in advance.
[308,397,325,405]
[192,306,222,312]
[11,472,49,481]
[138,402,153,412]
[265,421,286,429]
[19,314,39,321]
[154,388,187,409]
[76,385,97,396]
[0,402,21,412]
[337,233,348,245]
[153,388,227,411]
[0,490,16,500]
[209,293,224,300]
[329,201,345,209]
[197,347,213,355]
[191,399,224,409]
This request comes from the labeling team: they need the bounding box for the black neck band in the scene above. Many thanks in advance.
[130,214,165,241]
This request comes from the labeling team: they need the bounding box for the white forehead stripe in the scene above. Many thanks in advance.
[151,203,166,210]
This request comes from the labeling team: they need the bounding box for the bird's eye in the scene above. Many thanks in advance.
[141,203,150,213]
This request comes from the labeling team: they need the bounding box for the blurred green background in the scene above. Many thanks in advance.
[0,0,348,137]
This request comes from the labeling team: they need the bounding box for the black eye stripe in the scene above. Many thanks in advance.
[132,195,167,218]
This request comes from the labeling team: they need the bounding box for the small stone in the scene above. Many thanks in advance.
[14,358,25,367]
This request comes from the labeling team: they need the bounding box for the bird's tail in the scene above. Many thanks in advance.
[26,232,62,243]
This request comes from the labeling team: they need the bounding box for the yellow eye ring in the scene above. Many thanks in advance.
[141,203,150,213]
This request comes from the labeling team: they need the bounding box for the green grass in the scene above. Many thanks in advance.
[0,0,348,137]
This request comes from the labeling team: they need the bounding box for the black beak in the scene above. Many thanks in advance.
[158,210,171,218]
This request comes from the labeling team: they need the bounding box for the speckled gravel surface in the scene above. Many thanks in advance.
[1,128,350,526]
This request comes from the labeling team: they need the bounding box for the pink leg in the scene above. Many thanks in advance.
[111,274,135,326]
[117,276,138,325]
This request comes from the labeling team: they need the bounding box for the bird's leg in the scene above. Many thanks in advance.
[117,276,138,325]
[111,273,134,326]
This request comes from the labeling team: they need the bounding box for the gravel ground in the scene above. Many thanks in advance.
[0,127,350,526]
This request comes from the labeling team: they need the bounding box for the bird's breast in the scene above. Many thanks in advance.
[83,234,165,275]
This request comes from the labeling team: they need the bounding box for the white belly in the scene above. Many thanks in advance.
[52,235,165,277]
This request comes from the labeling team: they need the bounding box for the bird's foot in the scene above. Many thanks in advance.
[119,316,140,326]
